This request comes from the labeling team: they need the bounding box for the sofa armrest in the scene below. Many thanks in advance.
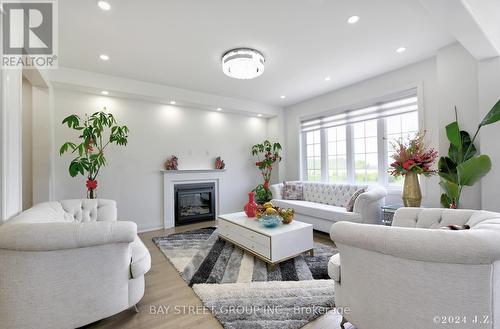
[0,221,137,251]
[270,183,283,200]
[328,253,341,282]
[353,186,386,224]
[331,221,500,264]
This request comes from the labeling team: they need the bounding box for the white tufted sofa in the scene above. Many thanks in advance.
[329,207,500,329]
[0,199,151,329]
[270,181,387,233]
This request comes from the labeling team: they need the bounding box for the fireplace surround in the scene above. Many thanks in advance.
[162,169,225,229]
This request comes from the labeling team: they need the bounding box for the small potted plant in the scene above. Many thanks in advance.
[388,131,438,207]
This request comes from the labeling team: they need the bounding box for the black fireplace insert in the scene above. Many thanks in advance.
[174,183,216,226]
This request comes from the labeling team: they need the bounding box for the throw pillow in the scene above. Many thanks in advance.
[282,181,304,200]
[345,188,365,212]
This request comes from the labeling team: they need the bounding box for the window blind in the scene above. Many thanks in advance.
[301,89,418,132]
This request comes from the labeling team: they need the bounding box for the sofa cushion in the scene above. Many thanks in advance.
[272,199,363,223]
[328,253,341,282]
[301,182,368,207]
[130,237,151,278]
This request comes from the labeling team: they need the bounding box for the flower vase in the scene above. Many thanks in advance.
[402,171,421,207]
[244,191,258,218]
[86,179,98,199]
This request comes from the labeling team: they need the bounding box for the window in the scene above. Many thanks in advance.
[301,89,419,187]
[326,126,347,182]
[353,120,378,183]
[305,130,322,181]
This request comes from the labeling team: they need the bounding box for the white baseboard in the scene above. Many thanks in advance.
[138,226,164,233]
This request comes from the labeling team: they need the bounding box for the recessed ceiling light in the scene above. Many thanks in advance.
[257,114,262,117]
[280,95,286,99]
[396,47,406,53]
[99,54,109,61]
[216,108,222,111]
[347,16,360,24]
[222,48,265,80]
[170,101,176,105]
[325,76,331,81]
[97,1,111,10]
[101,90,109,95]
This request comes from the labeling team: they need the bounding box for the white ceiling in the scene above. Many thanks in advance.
[59,0,455,107]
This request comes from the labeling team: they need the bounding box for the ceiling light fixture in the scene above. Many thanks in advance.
[280,95,286,99]
[99,54,109,61]
[101,90,109,95]
[222,48,265,80]
[325,76,331,81]
[257,114,263,117]
[347,16,360,24]
[216,108,222,111]
[97,1,111,10]
[396,47,406,53]
[170,101,176,105]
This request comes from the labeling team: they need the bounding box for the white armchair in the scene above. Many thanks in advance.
[329,207,500,329]
[0,199,151,329]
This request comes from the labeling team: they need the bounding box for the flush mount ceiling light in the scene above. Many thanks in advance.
[99,54,109,61]
[222,48,265,80]
[396,47,406,53]
[347,15,360,24]
[97,1,111,10]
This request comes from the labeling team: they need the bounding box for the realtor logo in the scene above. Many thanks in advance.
[1,0,58,68]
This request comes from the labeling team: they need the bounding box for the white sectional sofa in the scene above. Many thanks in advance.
[270,181,387,233]
[0,199,151,329]
[329,207,500,329]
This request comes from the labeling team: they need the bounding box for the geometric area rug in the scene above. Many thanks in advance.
[153,227,338,329]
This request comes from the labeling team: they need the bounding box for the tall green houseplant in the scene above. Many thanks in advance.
[60,109,129,199]
[439,100,500,208]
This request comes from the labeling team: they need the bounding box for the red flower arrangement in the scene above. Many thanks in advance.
[388,131,438,177]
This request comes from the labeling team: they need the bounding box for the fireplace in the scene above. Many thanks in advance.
[174,183,216,226]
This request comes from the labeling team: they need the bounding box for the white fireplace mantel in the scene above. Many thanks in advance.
[162,169,225,228]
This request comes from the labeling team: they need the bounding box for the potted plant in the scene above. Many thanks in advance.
[59,108,129,199]
[389,131,438,207]
[251,140,282,204]
[439,100,500,208]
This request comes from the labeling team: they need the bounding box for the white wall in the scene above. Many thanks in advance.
[436,43,480,209]
[478,57,500,211]
[53,89,269,231]
[22,78,33,210]
[284,43,486,208]
[1,68,23,221]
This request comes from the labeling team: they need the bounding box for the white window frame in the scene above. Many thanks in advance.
[300,85,425,193]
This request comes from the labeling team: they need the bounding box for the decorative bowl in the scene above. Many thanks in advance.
[259,215,282,228]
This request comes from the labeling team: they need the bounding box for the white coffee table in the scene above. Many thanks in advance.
[217,212,314,267]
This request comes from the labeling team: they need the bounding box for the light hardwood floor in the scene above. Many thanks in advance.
[83,221,354,329]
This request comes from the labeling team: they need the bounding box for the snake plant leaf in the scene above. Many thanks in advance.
[439,179,459,200]
[457,155,492,186]
[446,121,461,148]
[480,99,500,127]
